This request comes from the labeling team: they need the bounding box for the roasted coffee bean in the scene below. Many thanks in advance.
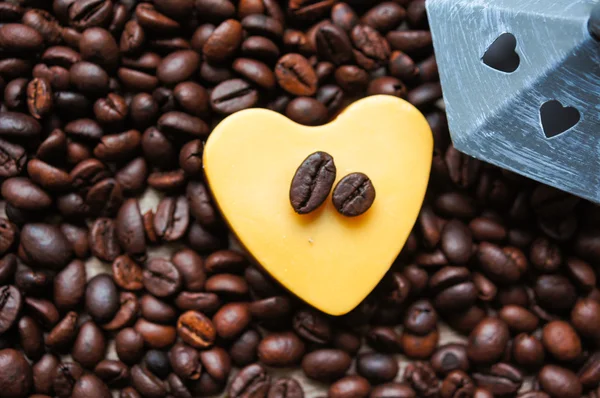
[430,266,477,312]
[534,274,577,313]
[169,342,201,380]
[0,348,33,398]
[140,294,177,324]
[401,329,439,360]
[2,177,52,211]
[210,78,259,115]
[367,76,406,97]
[404,361,439,398]
[530,237,562,272]
[54,362,84,398]
[153,196,189,242]
[115,157,148,195]
[316,24,354,65]
[0,220,16,257]
[27,159,71,192]
[115,328,145,365]
[213,302,252,340]
[19,224,73,270]
[15,269,52,295]
[440,370,475,398]
[335,65,369,93]
[242,35,280,63]
[71,320,106,368]
[26,77,53,119]
[431,343,470,376]
[233,58,276,90]
[94,359,130,387]
[370,382,416,398]
[85,274,120,323]
[290,151,336,214]
[276,54,318,96]
[203,19,243,63]
[143,350,171,380]
[538,365,582,398]
[542,320,582,362]
[0,255,17,285]
[472,363,523,396]
[356,352,398,384]
[200,347,231,382]
[571,298,600,342]
[54,260,86,311]
[302,349,352,382]
[229,329,261,367]
[477,243,527,284]
[89,218,121,262]
[0,138,26,179]
[467,317,510,365]
[327,375,370,398]
[0,23,44,54]
[116,199,146,260]
[286,97,329,126]
[86,178,124,216]
[177,310,216,348]
[332,172,376,216]
[512,333,544,369]
[46,311,79,351]
[134,318,177,349]
[157,111,209,138]
[33,354,59,395]
[130,364,168,398]
[498,305,539,333]
[93,129,140,162]
[258,331,305,367]
[102,292,139,331]
[18,315,43,360]
[229,363,271,398]
[113,255,144,291]
[143,258,182,297]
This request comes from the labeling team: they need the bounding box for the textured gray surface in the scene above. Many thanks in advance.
[427,0,600,202]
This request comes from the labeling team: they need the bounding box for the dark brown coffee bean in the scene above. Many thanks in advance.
[386,30,432,52]
[404,361,439,398]
[115,157,148,195]
[19,223,73,270]
[119,20,145,55]
[229,329,261,367]
[0,348,33,398]
[0,111,42,139]
[177,139,203,178]
[0,285,22,333]
[203,19,243,63]
[335,64,370,93]
[85,178,124,217]
[130,364,167,398]
[211,302,251,340]
[302,349,352,382]
[89,218,121,262]
[157,111,209,138]
[177,310,216,349]
[351,25,390,70]
[401,329,439,360]
[362,2,406,33]
[65,119,104,143]
[93,129,140,162]
[367,76,406,97]
[53,361,85,398]
[135,2,180,32]
[143,349,171,380]
[440,220,473,264]
[233,58,276,90]
[571,298,600,343]
[52,259,85,312]
[431,343,469,376]
[498,305,539,333]
[117,67,159,92]
[467,317,510,365]
[134,318,176,349]
[33,354,59,395]
[0,138,26,179]
[534,274,577,313]
[538,365,582,398]
[327,375,370,398]
[45,311,78,351]
[370,382,416,398]
[116,199,146,261]
[241,35,280,63]
[27,159,71,192]
[276,53,318,96]
[143,258,182,297]
[356,352,398,384]
[4,77,28,111]
[205,273,249,297]
[316,24,354,65]
[85,274,119,323]
[169,342,201,381]
[157,50,200,86]
[0,23,44,54]
[258,331,305,367]
[14,269,51,295]
[440,370,475,398]
[210,78,259,115]
[139,294,176,325]
[289,151,336,214]
[101,292,139,331]
[94,359,129,388]
[472,363,522,397]
[78,28,118,72]
[0,255,16,285]
[0,220,16,257]
[229,363,271,398]
[477,242,526,284]
[542,320,581,362]
[512,333,544,369]
[332,172,375,217]
[2,177,52,211]
[366,326,402,353]
[286,97,329,126]
[71,320,106,369]
[115,328,145,365]
[153,196,189,242]
[429,266,477,312]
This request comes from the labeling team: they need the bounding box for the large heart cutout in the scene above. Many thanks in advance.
[204,96,433,315]
[540,100,581,138]
[482,33,520,73]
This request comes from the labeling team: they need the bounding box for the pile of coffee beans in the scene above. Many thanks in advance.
[0,0,598,397]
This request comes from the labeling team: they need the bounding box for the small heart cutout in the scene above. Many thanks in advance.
[540,100,581,138]
[482,33,520,73]
[204,96,433,315]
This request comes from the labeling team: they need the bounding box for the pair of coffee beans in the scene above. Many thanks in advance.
[290,151,376,217]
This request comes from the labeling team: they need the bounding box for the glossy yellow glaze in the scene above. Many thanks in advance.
[204,95,433,315]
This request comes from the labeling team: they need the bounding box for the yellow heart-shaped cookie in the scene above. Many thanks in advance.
[204,95,432,315]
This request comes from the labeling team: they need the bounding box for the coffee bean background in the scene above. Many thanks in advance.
[0,1,599,398]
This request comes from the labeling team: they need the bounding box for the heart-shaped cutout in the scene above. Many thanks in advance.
[540,100,581,138]
[204,96,433,315]
[482,33,520,73]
